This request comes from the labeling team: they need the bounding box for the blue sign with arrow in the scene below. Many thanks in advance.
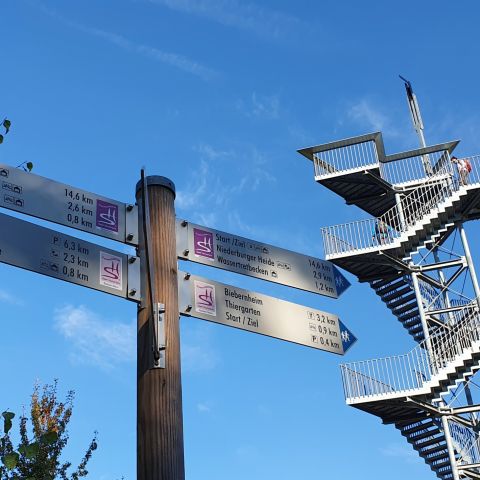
[339,320,357,354]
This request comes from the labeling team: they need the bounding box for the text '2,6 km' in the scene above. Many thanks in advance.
[0,163,138,245]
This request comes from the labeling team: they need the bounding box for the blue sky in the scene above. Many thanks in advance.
[2,1,480,479]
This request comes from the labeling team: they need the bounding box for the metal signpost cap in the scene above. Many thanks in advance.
[136,176,176,198]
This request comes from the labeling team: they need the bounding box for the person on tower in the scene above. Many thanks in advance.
[451,155,472,186]
[373,219,389,245]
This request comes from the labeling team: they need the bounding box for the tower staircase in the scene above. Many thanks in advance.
[299,133,480,479]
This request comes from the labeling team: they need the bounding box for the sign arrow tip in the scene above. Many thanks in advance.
[339,320,357,354]
[333,266,351,297]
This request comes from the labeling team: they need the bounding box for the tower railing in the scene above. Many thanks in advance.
[340,302,479,402]
[463,155,480,185]
[320,155,480,258]
[379,145,453,187]
[313,140,379,177]
[450,420,480,467]
[310,136,459,187]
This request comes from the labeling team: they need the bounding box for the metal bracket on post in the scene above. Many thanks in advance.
[125,203,139,246]
[140,168,166,369]
[153,303,166,369]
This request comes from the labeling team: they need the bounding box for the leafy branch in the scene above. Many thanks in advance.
[0,119,11,145]
[0,381,98,480]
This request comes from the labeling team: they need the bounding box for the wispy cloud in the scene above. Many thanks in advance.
[54,305,135,371]
[226,210,269,239]
[344,98,417,148]
[197,402,212,413]
[288,124,315,147]
[175,143,276,229]
[236,92,281,120]
[37,3,218,81]
[235,444,259,461]
[175,159,210,211]
[430,111,480,153]
[181,321,219,373]
[0,289,24,306]
[195,143,233,160]
[182,341,218,372]
[347,99,394,133]
[256,404,272,416]
[379,443,421,464]
[146,0,302,40]
[176,142,322,253]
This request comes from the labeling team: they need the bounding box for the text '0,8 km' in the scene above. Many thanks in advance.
[176,220,350,299]
[178,272,356,355]
[0,213,141,302]
[0,163,138,245]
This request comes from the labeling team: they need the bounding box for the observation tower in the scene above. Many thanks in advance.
[299,84,480,479]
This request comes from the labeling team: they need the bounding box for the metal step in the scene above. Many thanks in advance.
[393,300,420,315]
[381,285,412,303]
[413,332,425,342]
[430,458,451,470]
[420,443,448,457]
[400,310,420,323]
[415,435,446,449]
[397,419,453,480]
[407,323,423,335]
[407,428,442,442]
[388,292,417,309]
[432,361,480,401]
[401,420,435,435]
[372,277,406,295]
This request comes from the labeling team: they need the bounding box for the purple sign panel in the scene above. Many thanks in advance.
[193,228,215,260]
[96,200,119,233]
[194,280,216,316]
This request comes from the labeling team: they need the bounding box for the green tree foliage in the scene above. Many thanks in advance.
[0,119,11,145]
[16,161,33,172]
[0,381,97,480]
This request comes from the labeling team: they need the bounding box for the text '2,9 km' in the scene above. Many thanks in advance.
[176,220,350,299]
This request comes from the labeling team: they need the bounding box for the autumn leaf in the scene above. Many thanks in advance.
[2,452,19,469]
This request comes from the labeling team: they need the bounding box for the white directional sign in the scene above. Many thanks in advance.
[0,213,141,302]
[0,163,138,245]
[176,220,350,298]
[178,272,356,355]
